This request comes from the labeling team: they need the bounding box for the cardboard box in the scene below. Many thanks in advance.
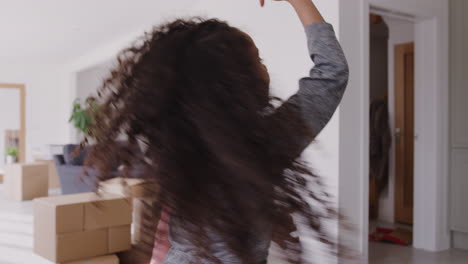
[35,159,61,188]
[63,255,119,264]
[109,225,132,253]
[132,198,144,244]
[85,198,133,230]
[4,163,49,201]
[132,198,160,244]
[57,229,108,262]
[34,192,132,263]
[99,177,161,245]
[99,177,147,198]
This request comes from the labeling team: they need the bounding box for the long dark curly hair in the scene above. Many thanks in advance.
[85,18,340,264]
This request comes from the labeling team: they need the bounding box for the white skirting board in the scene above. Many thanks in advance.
[453,231,468,250]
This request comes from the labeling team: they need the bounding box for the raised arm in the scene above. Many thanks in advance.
[264,0,349,159]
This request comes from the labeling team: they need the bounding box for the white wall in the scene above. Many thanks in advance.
[66,0,342,262]
[68,0,342,198]
[185,1,342,262]
[76,60,114,101]
[0,63,72,162]
[5,1,451,256]
[69,0,341,189]
[0,88,21,167]
[189,0,341,188]
[338,0,371,257]
[377,17,415,223]
[70,60,115,142]
[450,0,468,250]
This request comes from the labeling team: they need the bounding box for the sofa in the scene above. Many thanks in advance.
[54,144,144,195]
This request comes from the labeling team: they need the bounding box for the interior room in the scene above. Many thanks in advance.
[0,0,467,264]
[368,12,415,247]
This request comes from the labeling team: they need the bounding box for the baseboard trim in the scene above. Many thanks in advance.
[453,231,468,250]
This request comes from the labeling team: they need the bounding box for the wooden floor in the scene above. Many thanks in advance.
[0,187,52,263]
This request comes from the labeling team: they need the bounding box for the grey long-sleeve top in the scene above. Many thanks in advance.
[163,22,349,264]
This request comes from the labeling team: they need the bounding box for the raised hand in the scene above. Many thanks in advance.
[259,0,288,7]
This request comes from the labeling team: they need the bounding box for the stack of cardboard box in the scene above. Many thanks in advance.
[34,192,133,263]
[98,178,146,198]
[61,255,119,264]
[4,163,49,201]
[99,178,159,245]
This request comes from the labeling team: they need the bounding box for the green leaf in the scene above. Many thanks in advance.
[5,147,18,157]
[69,96,101,136]
[79,114,85,132]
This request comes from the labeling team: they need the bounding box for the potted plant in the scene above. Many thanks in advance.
[69,97,99,137]
[5,147,18,164]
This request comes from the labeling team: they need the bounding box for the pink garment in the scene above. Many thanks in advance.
[150,210,171,264]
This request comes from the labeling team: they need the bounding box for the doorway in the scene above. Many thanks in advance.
[368,13,415,247]
[338,0,450,256]
[0,83,26,183]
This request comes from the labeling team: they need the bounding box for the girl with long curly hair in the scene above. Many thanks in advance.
[86,0,348,263]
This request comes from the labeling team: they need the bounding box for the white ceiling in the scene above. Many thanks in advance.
[0,0,196,63]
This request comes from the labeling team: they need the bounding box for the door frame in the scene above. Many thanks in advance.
[338,0,450,257]
[0,83,26,163]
